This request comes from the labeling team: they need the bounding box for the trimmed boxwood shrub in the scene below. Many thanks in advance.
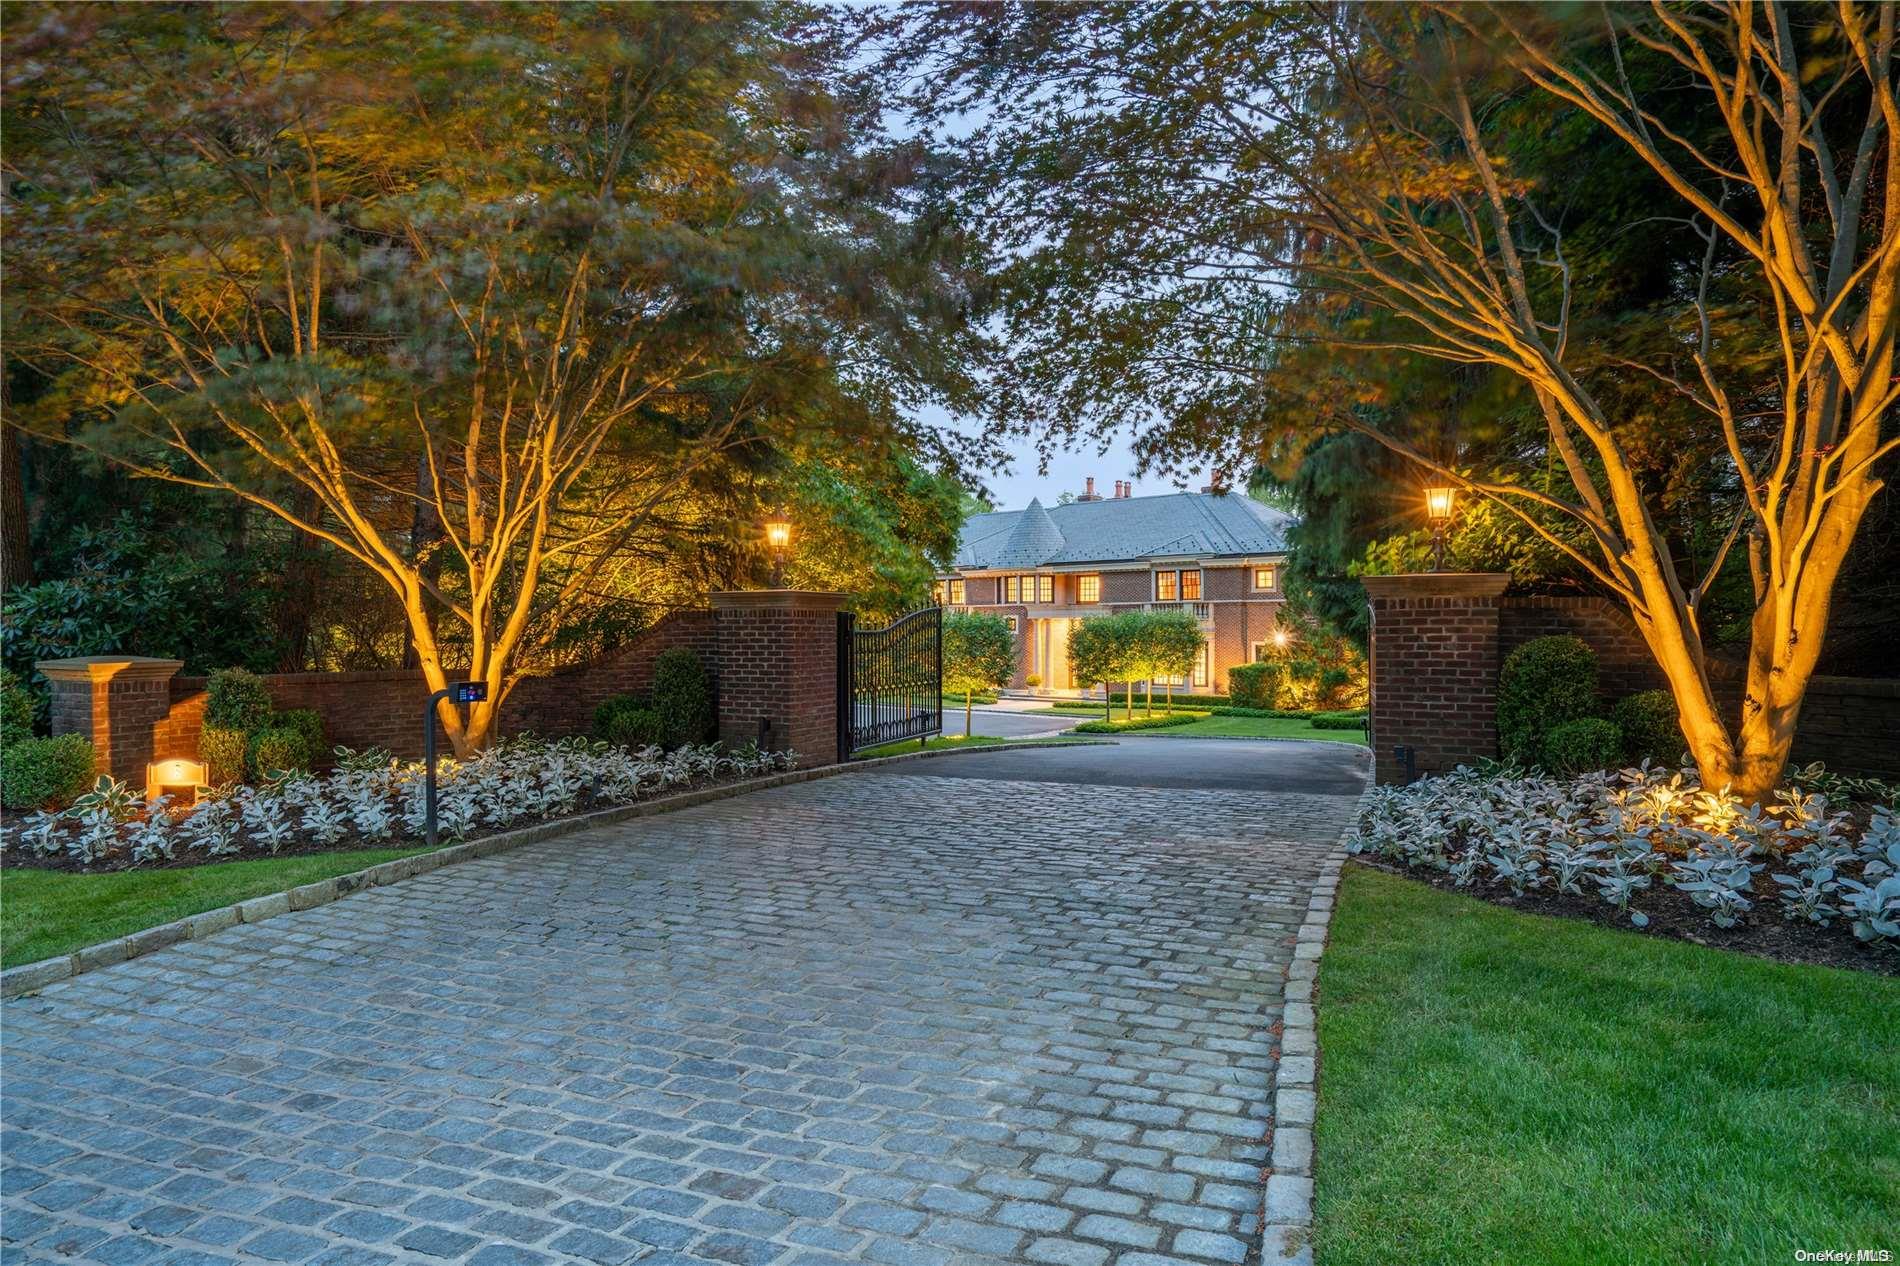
[200,725,250,786]
[204,667,272,732]
[593,695,665,750]
[276,708,324,758]
[1227,663,1278,709]
[1072,712,1203,734]
[1542,717,1623,776]
[248,726,312,779]
[651,648,714,747]
[1210,706,1314,719]
[1312,710,1369,730]
[1,669,37,748]
[1498,636,1598,766]
[1,733,96,810]
[1612,689,1682,766]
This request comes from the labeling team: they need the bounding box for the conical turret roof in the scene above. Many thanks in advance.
[990,497,1065,567]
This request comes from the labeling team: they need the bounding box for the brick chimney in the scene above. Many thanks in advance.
[1115,480,1131,498]
[1078,476,1103,502]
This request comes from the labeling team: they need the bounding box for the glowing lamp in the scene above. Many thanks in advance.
[146,757,208,803]
[1272,628,1291,650]
[764,513,792,551]
[1425,486,1456,522]
[764,510,793,587]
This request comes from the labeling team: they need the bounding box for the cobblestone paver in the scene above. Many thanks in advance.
[2,768,1360,1265]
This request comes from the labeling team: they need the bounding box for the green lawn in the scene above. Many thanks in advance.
[1315,866,1900,1265]
[1063,709,1367,744]
[1,848,430,969]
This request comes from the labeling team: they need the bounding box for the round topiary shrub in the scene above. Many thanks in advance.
[650,648,714,748]
[200,725,250,786]
[1498,635,1598,766]
[0,669,37,749]
[276,708,325,760]
[204,668,273,732]
[1542,717,1623,776]
[0,733,96,810]
[594,694,665,750]
[248,726,312,779]
[1612,689,1682,767]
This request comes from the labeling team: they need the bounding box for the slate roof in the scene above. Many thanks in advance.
[953,491,1294,570]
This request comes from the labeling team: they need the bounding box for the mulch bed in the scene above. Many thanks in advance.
[1354,856,1898,977]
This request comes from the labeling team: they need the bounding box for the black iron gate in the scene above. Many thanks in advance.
[838,606,943,759]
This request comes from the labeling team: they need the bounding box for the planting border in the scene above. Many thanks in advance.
[0,737,1109,998]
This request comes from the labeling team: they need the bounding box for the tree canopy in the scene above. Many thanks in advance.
[941,611,1016,736]
[4,3,995,750]
[867,1,1898,798]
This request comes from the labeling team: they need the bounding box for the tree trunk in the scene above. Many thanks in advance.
[965,690,972,737]
[1144,677,1152,718]
[401,457,443,672]
[0,422,33,593]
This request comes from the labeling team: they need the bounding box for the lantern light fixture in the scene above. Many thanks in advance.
[764,510,793,587]
[1424,485,1457,571]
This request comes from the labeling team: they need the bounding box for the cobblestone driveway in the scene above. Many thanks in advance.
[2,760,1361,1266]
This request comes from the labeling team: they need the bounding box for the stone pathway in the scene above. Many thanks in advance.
[2,758,1362,1266]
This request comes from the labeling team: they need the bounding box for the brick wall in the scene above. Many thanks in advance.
[46,601,860,777]
[1500,596,1666,698]
[712,591,844,759]
[1363,574,1509,783]
[1101,570,1151,605]
[1369,577,1900,782]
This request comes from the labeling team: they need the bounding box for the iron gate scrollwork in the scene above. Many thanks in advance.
[838,606,943,759]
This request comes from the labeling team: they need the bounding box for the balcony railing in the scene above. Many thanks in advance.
[1146,601,1212,622]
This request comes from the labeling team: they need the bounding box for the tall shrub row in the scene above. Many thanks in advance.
[1498,637,1685,775]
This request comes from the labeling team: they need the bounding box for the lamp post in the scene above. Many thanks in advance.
[1424,485,1456,572]
[423,680,487,848]
[764,510,792,588]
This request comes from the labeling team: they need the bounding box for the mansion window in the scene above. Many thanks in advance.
[947,579,965,605]
[1155,569,1201,602]
[1077,574,1101,604]
[1252,566,1277,592]
[1006,574,1053,604]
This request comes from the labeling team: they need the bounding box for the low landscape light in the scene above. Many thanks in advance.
[146,757,207,803]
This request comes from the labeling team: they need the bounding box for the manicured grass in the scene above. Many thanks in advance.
[1062,710,1367,743]
[853,734,1107,760]
[1315,866,1900,1265]
[1,848,431,968]
[1160,714,1366,744]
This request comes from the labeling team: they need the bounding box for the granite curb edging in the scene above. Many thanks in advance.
[0,736,1113,999]
[1257,774,1375,1266]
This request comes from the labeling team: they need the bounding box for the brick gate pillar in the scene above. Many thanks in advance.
[36,655,184,785]
[709,590,846,766]
[1361,574,1511,784]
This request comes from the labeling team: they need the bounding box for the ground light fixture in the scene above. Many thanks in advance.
[424,680,487,848]
[1425,485,1457,572]
[146,757,208,804]
[764,510,792,587]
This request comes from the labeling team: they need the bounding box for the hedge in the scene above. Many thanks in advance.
[1071,712,1204,734]
[651,648,715,747]
[1498,636,1598,766]
[1311,710,1370,730]
[1543,717,1623,776]
[1106,691,1231,709]
[1209,706,1315,720]
[1612,690,1682,766]
[1,733,96,811]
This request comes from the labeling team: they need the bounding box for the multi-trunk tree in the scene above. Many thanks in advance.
[4,4,991,753]
[873,1,1897,800]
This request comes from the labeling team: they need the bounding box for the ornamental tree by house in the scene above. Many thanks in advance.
[941,612,1017,737]
[1142,610,1206,716]
[1068,612,1144,721]
[870,2,1898,801]
[3,4,990,755]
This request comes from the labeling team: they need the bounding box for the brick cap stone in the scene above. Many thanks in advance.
[36,655,185,683]
[1360,572,1509,600]
[710,589,847,613]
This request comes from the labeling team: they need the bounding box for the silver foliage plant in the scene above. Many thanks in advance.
[0,736,797,867]
[1347,763,1899,948]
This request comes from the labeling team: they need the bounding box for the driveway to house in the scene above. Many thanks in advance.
[961,706,1079,740]
[1,743,1365,1266]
